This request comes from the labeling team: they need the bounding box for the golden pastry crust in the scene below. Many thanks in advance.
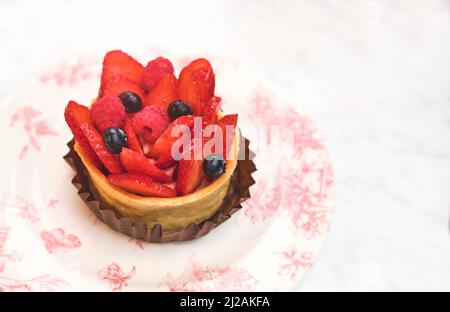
[74,131,239,231]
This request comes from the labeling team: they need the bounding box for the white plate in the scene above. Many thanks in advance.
[0,49,334,291]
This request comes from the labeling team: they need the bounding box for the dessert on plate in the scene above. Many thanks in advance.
[64,50,255,242]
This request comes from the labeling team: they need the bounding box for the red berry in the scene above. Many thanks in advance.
[91,96,126,134]
[203,96,221,124]
[150,115,195,159]
[107,172,177,198]
[144,73,178,110]
[119,147,172,183]
[141,57,174,91]
[101,76,145,101]
[176,140,204,196]
[100,50,143,94]
[216,114,238,159]
[131,105,169,144]
[80,123,124,174]
[123,117,143,154]
[178,58,215,116]
[156,148,177,169]
[64,101,103,169]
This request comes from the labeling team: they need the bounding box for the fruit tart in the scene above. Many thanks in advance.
[64,50,255,242]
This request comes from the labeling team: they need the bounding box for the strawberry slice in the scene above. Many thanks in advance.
[100,76,145,100]
[163,165,177,180]
[108,172,177,198]
[178,58,215,116]
[123,117,143,154]
[64,101,103,169]
[176,140,204,196]
[80,123,124,174]
[144,73,178,109]
[216,114,238,159]
[150,115,195,159]
[100,50,144,93]
[156,148,177,169]
[203,96,221,124]
[119,148,172,183]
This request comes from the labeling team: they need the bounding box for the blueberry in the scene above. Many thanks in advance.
[203,153,226,180]
[119,92,143,113]
[168,100,193,119]
[103,128,128,154]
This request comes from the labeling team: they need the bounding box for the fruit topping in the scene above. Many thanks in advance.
[131,105,169,144]
[176,141,204,196]
[144,73,178,109]
[123,117,143,154]
[107,173,177,198]
[101,77,145,100]
[141,57,174,91]
[80,123,124,174]
[119,91,143,113]
[149,115,195,159]
[203,96,221,124]
[103,127,128,154]
[178,58,215,116]
[216,114,238,159]
[203,153,226,180]
[119,147,172,183]
[64,101,103,169]
[100,50,143,93]
[91,96,126,134]
[167,100,193,120]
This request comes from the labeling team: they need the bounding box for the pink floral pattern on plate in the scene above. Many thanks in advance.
[40,228,81,253]
[10,106,58,159]
[98,263,136,292]
[0,274,67,292]
[162,260,257,292]
[39,57,98,86]
[274,247,314,280]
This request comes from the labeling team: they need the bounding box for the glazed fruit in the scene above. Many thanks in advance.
[131,105,169,144]
[149,115,195,159]
[176,141,204,196]
[216,114,238,159]
[64,101,103,169]
[203,96,221,124]
[145,73,178,109]
[141,57,174,91]
[103,127,128,154]
[178,58,215,115]
[119,92,143,113]
[107,173,177,198]
[100,50,144,93]
[123,117,143,154]
[203,153,226,180]
[91,96,126,134]
[80,123,124,174]
[101,77,145,101]
[167,100,193,119]
[119,148,172,183]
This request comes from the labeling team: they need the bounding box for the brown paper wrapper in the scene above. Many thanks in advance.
[63,135,256,243]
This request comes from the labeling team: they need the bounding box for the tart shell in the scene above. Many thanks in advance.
[63,134,256,243]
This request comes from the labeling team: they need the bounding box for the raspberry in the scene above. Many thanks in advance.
[141,57,174,91]
[131,105,169,144]
[90,96,126,134]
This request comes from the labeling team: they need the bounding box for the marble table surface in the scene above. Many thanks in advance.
[0,0,449,291]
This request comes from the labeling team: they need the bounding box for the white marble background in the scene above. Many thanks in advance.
[0,0,449,291]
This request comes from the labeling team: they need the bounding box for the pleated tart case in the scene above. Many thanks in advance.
[64,135,256,243]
